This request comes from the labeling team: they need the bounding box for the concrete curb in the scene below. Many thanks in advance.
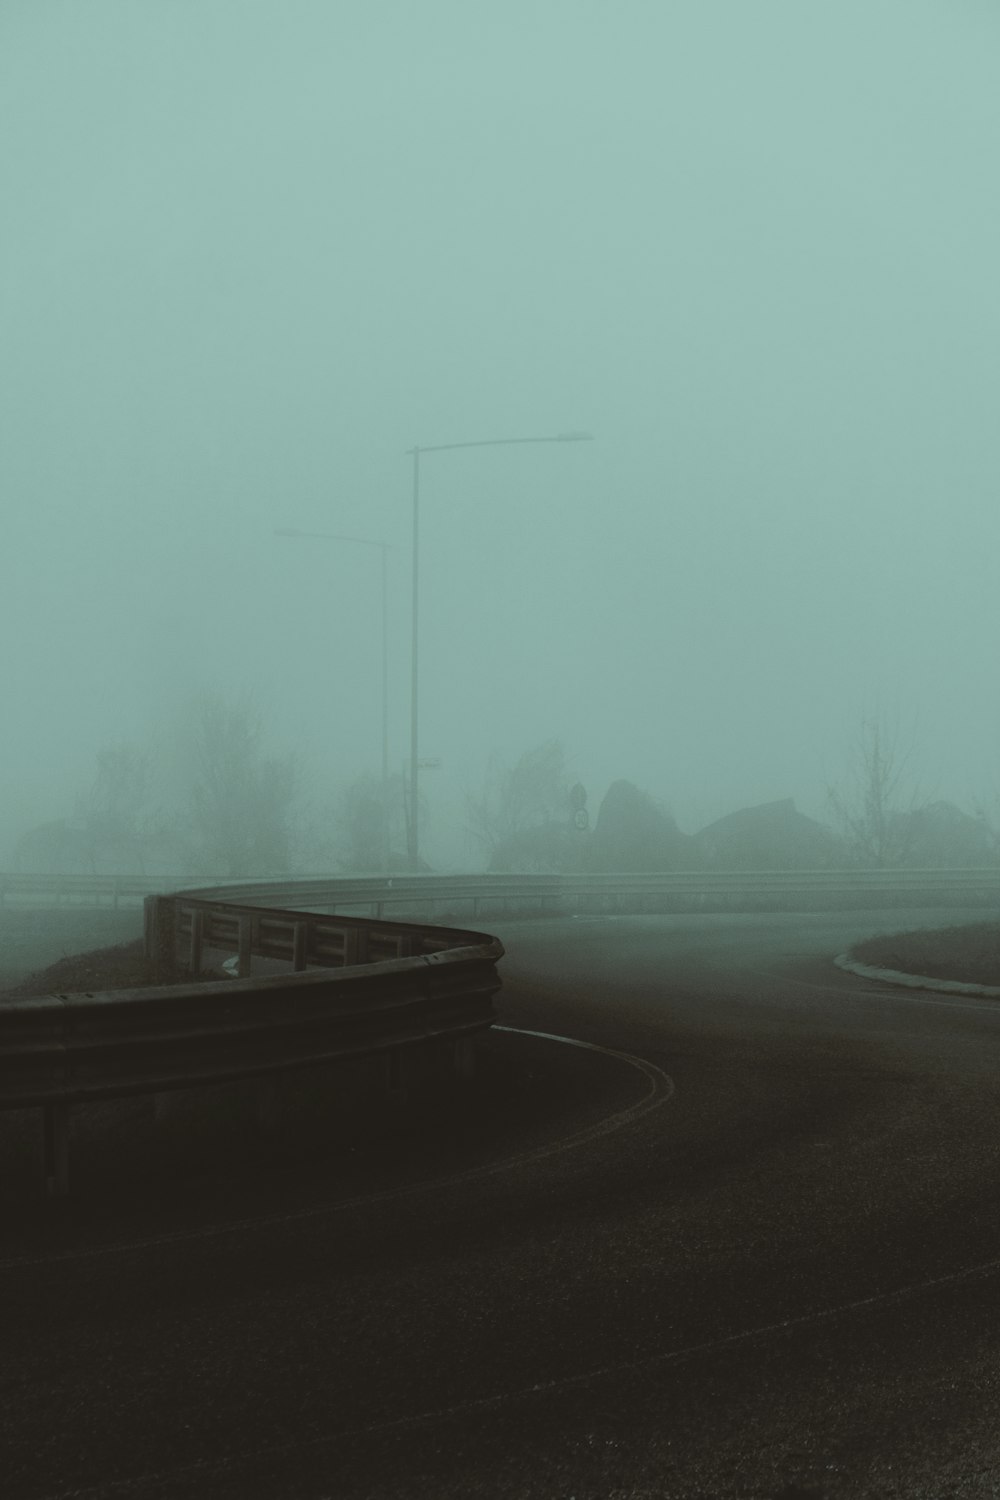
[834,952,1000,999]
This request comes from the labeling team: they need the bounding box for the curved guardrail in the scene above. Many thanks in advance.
[1,886,504,1198]
[3,866,998,912]
[190,868,1000,916]
[3,867,998,1197]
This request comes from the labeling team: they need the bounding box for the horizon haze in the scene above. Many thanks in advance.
[2,1,998,868]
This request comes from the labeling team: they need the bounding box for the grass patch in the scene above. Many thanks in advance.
[850,921,1000,986]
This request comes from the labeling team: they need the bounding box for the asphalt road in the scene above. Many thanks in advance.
[4,908,1000,1500]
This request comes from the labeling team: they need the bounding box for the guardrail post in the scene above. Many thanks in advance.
[43,1102,70,1198]
[238,915,253,979]
[343,927,360,966]
[292,922,308,971]
[144,896,177,981]
[189,909,204,976]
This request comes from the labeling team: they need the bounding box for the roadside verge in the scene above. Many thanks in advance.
[834,952,1000,999]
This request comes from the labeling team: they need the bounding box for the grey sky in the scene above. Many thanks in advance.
[2,1,998,864]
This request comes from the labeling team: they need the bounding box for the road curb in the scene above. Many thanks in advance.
[834,952,1000,999]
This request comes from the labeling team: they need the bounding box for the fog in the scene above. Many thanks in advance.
[2,1,998,870]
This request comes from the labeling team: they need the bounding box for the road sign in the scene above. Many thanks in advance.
[574,808,589,831]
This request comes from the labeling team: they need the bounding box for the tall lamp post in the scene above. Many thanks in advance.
[404,431,593,871]
[274,527,395,868]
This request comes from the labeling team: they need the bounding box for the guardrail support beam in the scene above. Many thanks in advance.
[189,909,204,976]
[292,922,307,971]
[238,916,253,979]
[144,896,177,981]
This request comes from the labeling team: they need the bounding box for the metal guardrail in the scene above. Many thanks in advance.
[3,867,997,1197]
[1,888,503,1197]
[174,869,1000,926]
[0,872,229,908]
[2,867,998,912]
[145,893,479,979]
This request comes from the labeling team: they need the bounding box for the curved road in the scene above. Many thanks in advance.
[4,909,1000,1499]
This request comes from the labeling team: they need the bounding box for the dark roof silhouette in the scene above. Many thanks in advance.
[693,798,841,870]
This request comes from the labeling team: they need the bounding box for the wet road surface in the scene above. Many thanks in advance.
[4,909,1000,1499]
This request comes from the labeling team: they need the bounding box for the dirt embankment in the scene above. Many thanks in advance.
[0,908,148,993]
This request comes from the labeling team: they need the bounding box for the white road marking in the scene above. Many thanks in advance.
[0,1027,674,1272]
[43,1236,1000,1499]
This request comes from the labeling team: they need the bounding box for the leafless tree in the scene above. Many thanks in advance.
[186,691,298,876]
[84,744,157,873]
[826,714,928,868]
[465,739,573,865]
[336,771,409,872]
[972,789,1000,863]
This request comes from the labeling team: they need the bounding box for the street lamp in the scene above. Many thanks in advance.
[274,527,396,869]
[404,431,593,871]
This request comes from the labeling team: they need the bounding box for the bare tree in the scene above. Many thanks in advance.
[972,789,1000,864]
[826,714,928,868]
[84,744,157,873]
[13,743,162,875]
[466,739,574,868]
[186,691,298,876]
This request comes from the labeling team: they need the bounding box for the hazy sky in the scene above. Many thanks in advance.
[2,1,998,864]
